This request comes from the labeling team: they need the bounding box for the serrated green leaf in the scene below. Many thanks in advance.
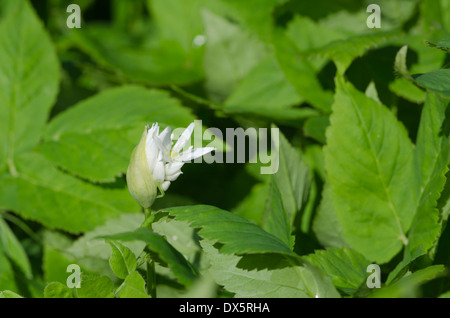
[427,37,450,53]
[117,271,148,298]
[407,93,449,254]
[44,282,73,298]
[414,69,450,98]
[0,0,59,173]
[0,217,32,278]
[0,153,140,233]
[39,86,197,182]
[107,240,137,279]
[201,240,339,298]
[324,78,418,263]
[272,128,311,226]
[304,247,371,295]
[102,228,197,286]
[162,205,294,256]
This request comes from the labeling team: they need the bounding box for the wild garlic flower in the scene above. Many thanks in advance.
[127,122,215,208]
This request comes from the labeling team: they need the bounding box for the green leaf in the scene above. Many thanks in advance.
[0,250,18,292]
[107,240,137,279]
[117,271,148,298]
[162,205,294,256]
[224,55,306,120]
[304,116,330,144]
[324,78,418,263]
[202,240,339,298]
[71,24,203,86]
[407,93,449,254]
[272,127,311,226]
[67,213,145,260]
[0,290,23,298]
[202,9,268,102]
[232,182,270,226]
[39,86,197,182]
[312,183,349,249]
[0,153,140,233]
[427,37,450,53]
[44,282,73,298]
[0,217,32,278]
[304,247,371,295]
[0,0,59,173]
[273,28,333,112]
[371,265,446,298]
[102,228,197,286]
[262,181,294,249]
[306,31,399,75]
[77,274,114,298]
[414,69,450,99]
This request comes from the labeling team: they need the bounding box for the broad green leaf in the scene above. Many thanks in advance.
[262,181,294,249]
[389,78,426,104]
[224,55,307,120]
[107,240,137,279]
[76,275,114,298]
[43,245,76,285]
[39,86,197,182]
[0,217,32,278]
[0,153,140,233]
[0,0,59,173]
[312,183,349,249]
[44,282,73,298]
[162,205,294,256]
[0,290,22,298]
[202,240,339,298]
[102,228,197,286]
[272,128,311,226]
[324,78,418,263]
[439,291,450,298]
[304,247,371,295]
[414,70,450,99]
[117,271,148,298]
[408,93,449,254]
[202,10,268,102]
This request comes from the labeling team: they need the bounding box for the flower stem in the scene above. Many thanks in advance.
[142,207,157,298]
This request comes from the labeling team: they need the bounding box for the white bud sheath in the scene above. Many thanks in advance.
[127,121,215,208]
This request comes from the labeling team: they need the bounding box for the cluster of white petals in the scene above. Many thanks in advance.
[145,122,215,192]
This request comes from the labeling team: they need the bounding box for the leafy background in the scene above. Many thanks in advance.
[0,0,449,298]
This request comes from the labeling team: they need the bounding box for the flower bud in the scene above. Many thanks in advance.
[126,127,158,208]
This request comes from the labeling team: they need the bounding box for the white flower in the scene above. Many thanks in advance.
[127,122,214,208]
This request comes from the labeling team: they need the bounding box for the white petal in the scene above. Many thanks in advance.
[165,161,184,177]
[153,153,165,182]
[154,136,172,162]
[161,181,171,191]
[145,139,160,173]
[165,171,182,182]
[158,126,172,149]
[178,147,215,162]
[172,122,195,154]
